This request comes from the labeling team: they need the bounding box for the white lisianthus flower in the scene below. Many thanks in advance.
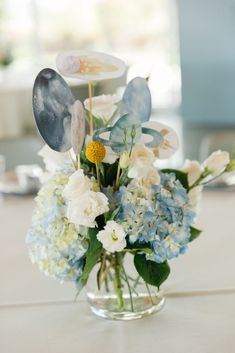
[38,145,68,174]
[66,191,109,228]
[182,159,203,186]
[128,144,155,179]
[63,169,91,200]
[84,94,120,121]
[203,150,230,175]
[97,221,126,253]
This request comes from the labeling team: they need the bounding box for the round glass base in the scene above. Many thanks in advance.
[87,293,165,321]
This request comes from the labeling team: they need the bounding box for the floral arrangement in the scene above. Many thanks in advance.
[27,50,235,319]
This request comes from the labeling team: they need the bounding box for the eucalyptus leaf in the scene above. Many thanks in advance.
[80,228,102,287]
[134,254,170,289]
[120,77,152,123]
[33,68,75,152]
[189,226,202,242]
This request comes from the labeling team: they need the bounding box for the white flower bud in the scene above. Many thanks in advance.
[119,151,131,169]
[203,150,230,175]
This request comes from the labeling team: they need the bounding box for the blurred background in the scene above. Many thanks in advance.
[0,0,235,179]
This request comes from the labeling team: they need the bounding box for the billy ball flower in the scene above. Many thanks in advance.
[85,141,106,164]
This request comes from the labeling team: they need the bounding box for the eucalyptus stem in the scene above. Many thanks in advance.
[188,169,220,190]
[88,80,94,135]
[145,281,154,305]
[133,275,141,289]
[76,155,80,170]
[115,162,121,189]
[113,253,124,311]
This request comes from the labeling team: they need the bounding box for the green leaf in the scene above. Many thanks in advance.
[80,228,102,287]
[110,207,120,220]
[127,242,152,253]
[104,207,120,222]
[161,169,189,190]
[189,226,202,242]
[104,161,118,186]
[134,254,170,289]
[99,163,105,184]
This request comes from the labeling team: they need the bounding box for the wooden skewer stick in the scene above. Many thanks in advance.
[88,81,94,136]
[68,150,77,170]
[95,163,101,186]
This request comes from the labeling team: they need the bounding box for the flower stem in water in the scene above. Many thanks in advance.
[121,262,134,312]
[113,253,124,311]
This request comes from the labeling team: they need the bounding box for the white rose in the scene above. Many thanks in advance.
[38,145,68,174]
[84,94,120,121]
[203,150,230,175]
[128,144,155,179]
[63,169,91,200]
[66,191,109,228]
[182,159,203,187]
[97,221,126,253]
[188,186,203,214]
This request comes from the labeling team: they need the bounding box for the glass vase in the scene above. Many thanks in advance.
[86,252,165,321]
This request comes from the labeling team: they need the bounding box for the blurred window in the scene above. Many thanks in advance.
[0,0,180,108]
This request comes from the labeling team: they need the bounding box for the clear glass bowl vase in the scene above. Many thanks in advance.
[86,252,165,321]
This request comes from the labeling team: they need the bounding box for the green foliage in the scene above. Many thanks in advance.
[103,161,119,186]
[189,226,202,242]
[80,228,102,287]
[134,254,170,289]
[126,242,152,254]
[161,169,189,191]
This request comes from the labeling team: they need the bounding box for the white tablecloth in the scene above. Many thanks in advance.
[0,191,235,353]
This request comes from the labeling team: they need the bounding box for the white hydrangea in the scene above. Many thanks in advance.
[26,173,88,282]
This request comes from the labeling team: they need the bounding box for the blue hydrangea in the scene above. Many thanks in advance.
[26,173,88,282]
[117,172,195,263]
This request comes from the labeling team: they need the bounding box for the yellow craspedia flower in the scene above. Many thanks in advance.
[85,141,106,164]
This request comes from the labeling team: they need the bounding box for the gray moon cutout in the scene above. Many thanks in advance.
[33,68,75,152]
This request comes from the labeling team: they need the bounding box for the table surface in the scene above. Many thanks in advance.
[0,191,235,353]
